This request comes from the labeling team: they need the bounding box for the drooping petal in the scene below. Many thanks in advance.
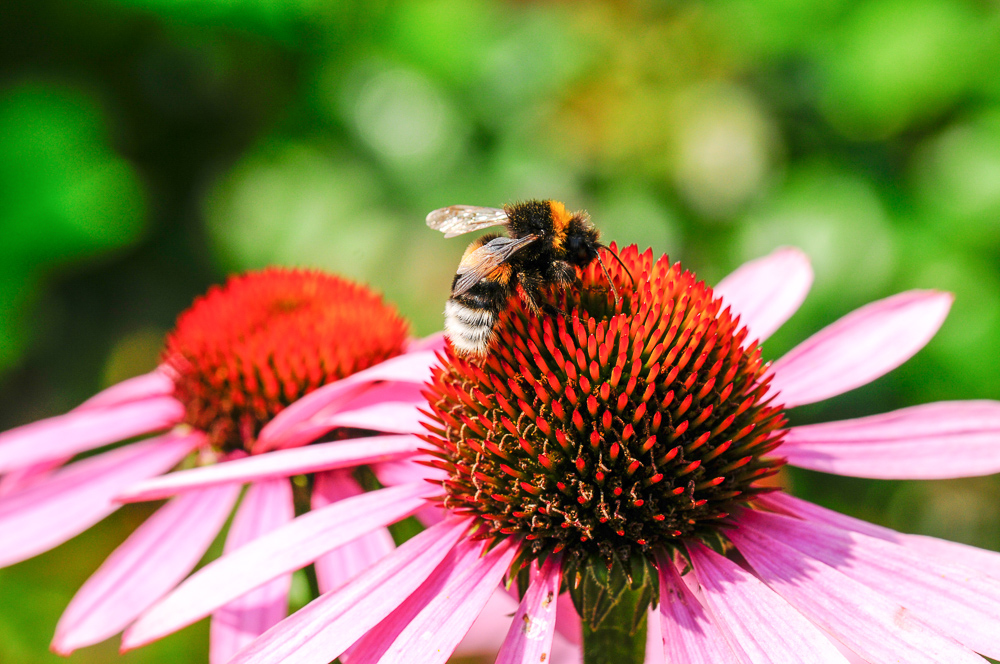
[782,400,1000,479]
[495,555,562,664]
[549,635,582,664]
[311,471,395,594]
[370,457,448,527]
[122,482,439,649]
[336,381,426,412]
[759,492,1000,581]
[256,350,438,452]
[714,247,813,343]
[501,569,581,652]
[0,432,201,568]
[0,456,67,497]
[226,518,471,664]
[76,370,176,411]
[769,291,953,408]
[117,435,422,502]
[730,517,984,663]
[211,479,296,664]
[350,536,518,664]
[278,403,426,448]
[687,544,849,663]
[740,507,1000,659]
[372,458,446,486]
[644,604,665,664]
[309,402,426,436]
[554,587,582,647]
[407,332,447,352]
[51,484,239,654]
[0,397,185,474]
[656,554,741,664]
[454,588,518,658]
[345,538,493,663]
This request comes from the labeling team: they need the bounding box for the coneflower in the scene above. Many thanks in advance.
[123,246,1000,664]
[0,268,440,663]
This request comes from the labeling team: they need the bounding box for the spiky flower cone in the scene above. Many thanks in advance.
[422,245,787,566]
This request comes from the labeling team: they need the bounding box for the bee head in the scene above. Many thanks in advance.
[566,215,601,267]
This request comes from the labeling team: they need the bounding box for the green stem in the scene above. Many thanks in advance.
[581,589,648,664]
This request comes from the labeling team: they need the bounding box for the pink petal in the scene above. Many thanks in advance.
[496,555,562,664]
[714,247,813,343]
[554,587,581,646]
[769,291,953,408]
[740,507,1000,659]
[407,332,447,352]
[309,402,426,436]
[687,543,850,663]
[656,553,741,664]
[0,397,185,474]
[897,533,1000,581]
[51,484,239,654]
[76,370,176,411]
[343,539,492,662]
[226,518,471,664]
[211,479,296,664]
[549,634,581,664]
[782,400,1000,479]
[0,432,201,568]
[256,351,438,452]
[730,516,984,663]
[501,570,580,649]
[122,482,439,649]
[372,459,450,529]
[454,587,518,657]
[117,435,422,502]
[372,458,447,486]
[759,492,1000,580]
[279,404,426,448]
[311,471,395,594]
[337,382,426,411]
[644,604,665,664]
[0,456,67,497]
[349,536,518,664]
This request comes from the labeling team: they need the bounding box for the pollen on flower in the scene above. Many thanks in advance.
[164,268,408,451]
[422,245,786,562]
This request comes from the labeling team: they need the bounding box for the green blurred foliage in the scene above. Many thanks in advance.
[3,0,1000,661]
[0,84,146,372]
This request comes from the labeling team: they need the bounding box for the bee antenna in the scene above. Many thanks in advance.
[596,243,636,293]
[594,248,621,306]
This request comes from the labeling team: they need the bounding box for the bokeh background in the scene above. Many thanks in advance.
[3,0,1000,661]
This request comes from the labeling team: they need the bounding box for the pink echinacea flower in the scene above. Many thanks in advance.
[0,268,442,662]
[122,246,1000,663]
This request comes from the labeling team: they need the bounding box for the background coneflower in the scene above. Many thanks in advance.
[0,267,441,662]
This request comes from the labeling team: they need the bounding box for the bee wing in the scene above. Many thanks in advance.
[426,206,510,238]
[452,234,540,297]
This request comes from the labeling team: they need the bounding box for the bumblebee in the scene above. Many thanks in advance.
[427,199,626,356]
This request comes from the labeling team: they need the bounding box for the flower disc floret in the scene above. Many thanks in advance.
[164,268,408,451]
[423,246,787,561]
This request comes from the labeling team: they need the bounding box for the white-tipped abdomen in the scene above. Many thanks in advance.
[444,300,495,355]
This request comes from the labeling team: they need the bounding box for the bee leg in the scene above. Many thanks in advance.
[547,260,576,286]
[518,276,546,316]
[516,271,557,316]
[519,275,571,321]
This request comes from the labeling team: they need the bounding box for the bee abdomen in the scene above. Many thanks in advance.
[444,300,495,355]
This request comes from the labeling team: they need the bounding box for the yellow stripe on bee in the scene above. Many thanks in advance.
[549,200,572,251]
[492,262,513,285]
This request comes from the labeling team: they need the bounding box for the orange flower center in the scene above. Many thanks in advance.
[164,268,408,451]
